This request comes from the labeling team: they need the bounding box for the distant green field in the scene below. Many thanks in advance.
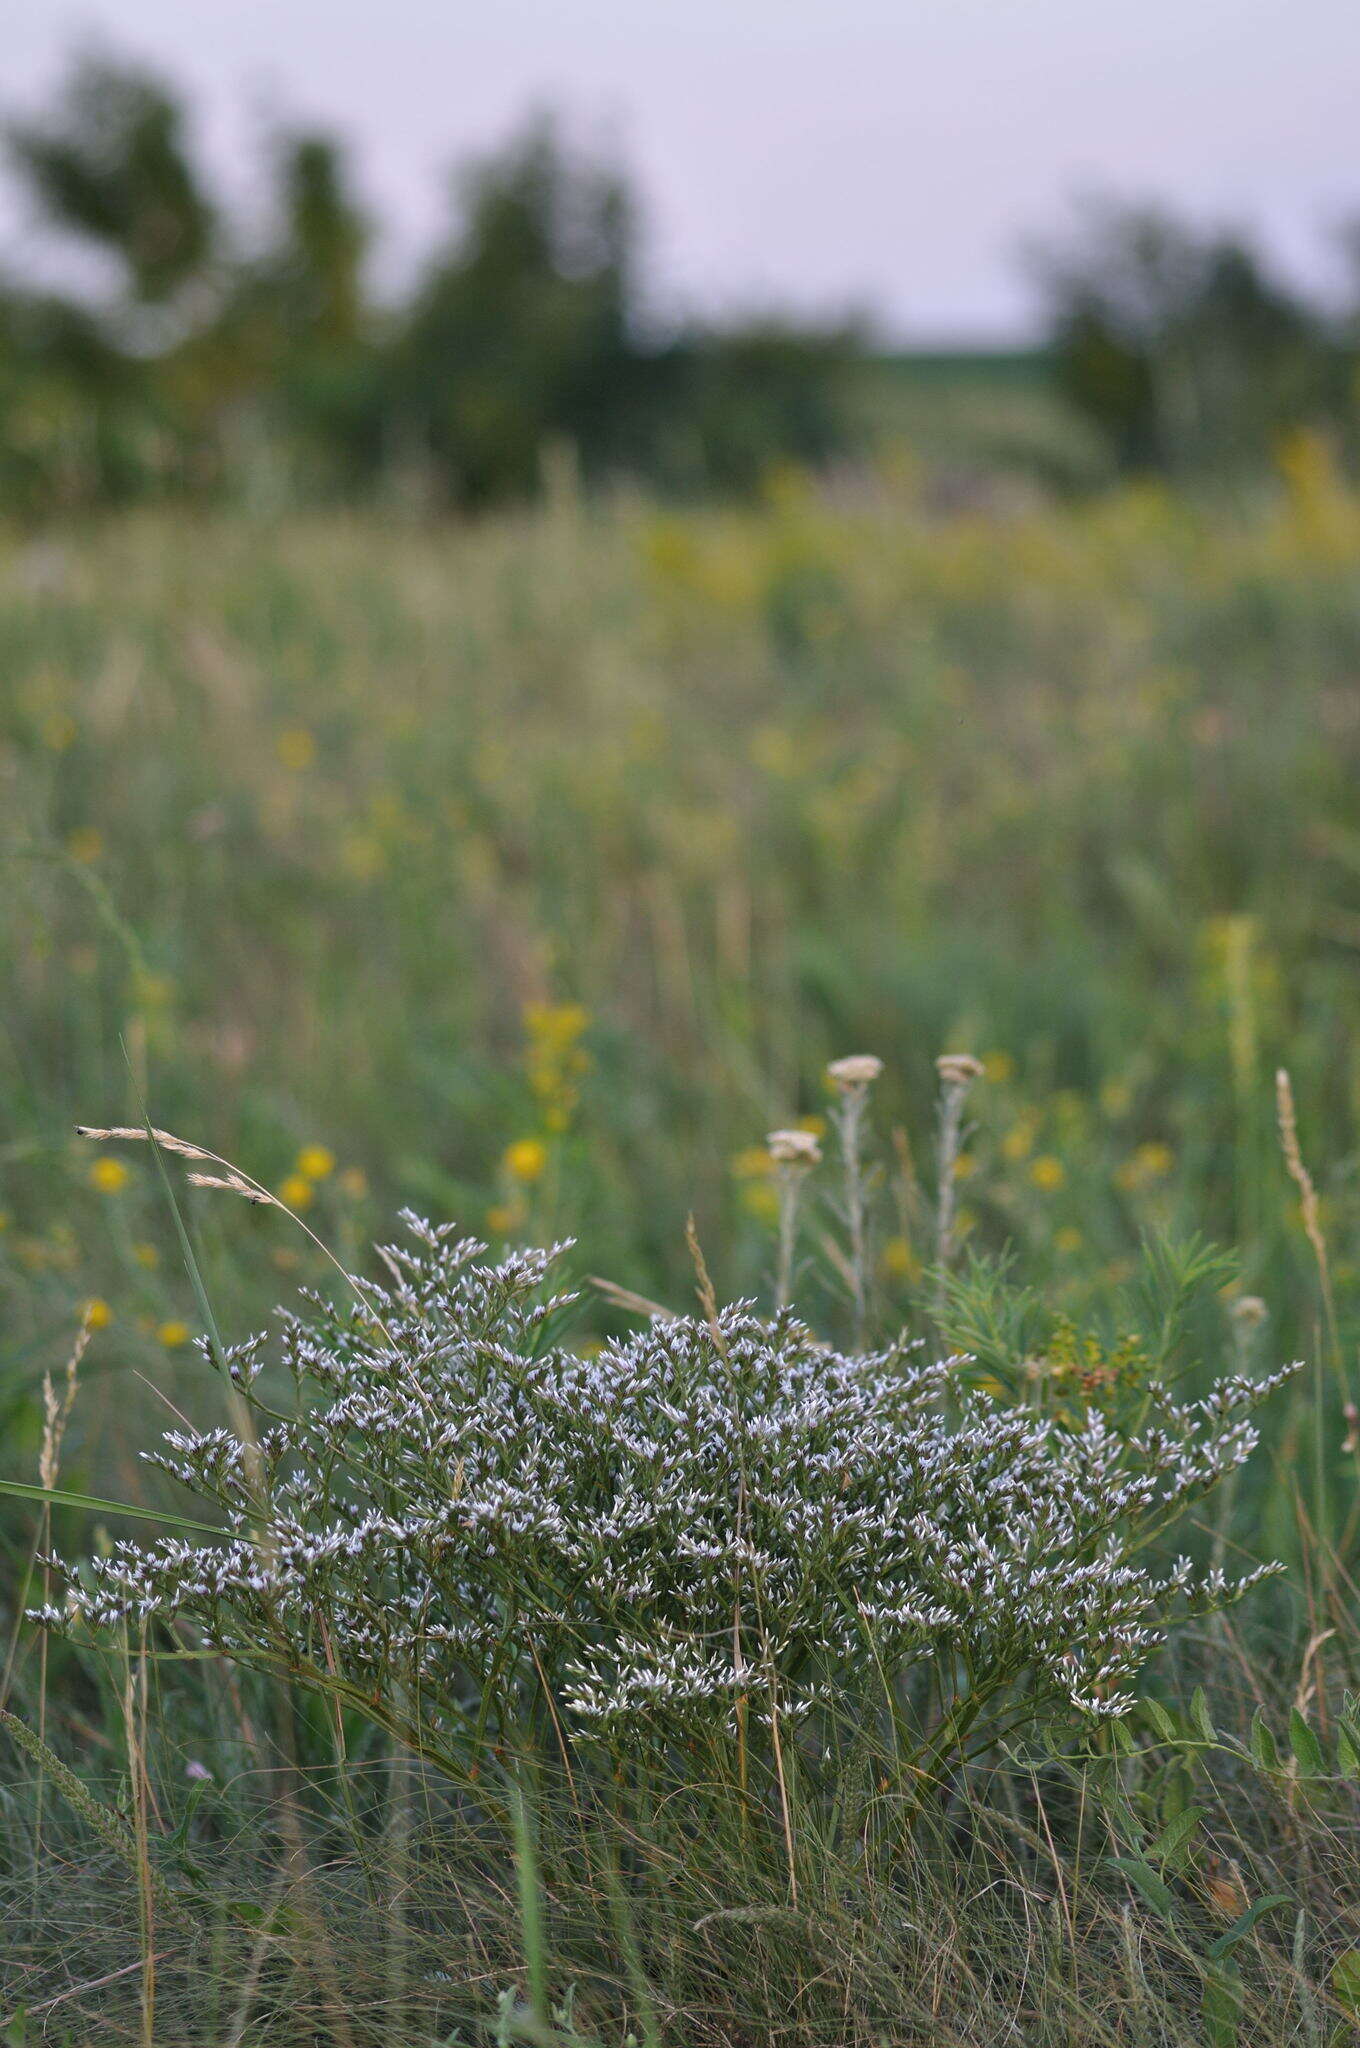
[851,346,1108,485]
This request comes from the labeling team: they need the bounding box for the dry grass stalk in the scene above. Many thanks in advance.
[588,1273,676,1322]
[40,1308,90,1493]
[75,1124,214,1160]
[186,1170,272,1205]
[76,1119,394,1344]
[934,1053,983,1309]
[1275,1068,1344,1382]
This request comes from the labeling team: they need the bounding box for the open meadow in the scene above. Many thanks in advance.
[5,450,1360,2042]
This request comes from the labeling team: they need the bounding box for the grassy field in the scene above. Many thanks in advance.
[5,443,1360,2041]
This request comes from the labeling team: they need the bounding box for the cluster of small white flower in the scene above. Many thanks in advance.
[35,1214,1296,1755]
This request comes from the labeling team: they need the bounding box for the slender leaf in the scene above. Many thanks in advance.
[1249,1709,1279,1773]
[1331,1950,1360,2014]
[1202,1961,1242,2048]
[1209,1893,1293,1961]
[1108,1856,1176,1920]
[0,1477,220,1537]
[1289,1708,1325,1777]
[1141,1697,1179,1745]
[1148,1805,1202,1869]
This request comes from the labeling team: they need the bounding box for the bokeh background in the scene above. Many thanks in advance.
[3,6,1360,1545]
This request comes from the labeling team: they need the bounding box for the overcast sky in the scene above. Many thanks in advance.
[6,0,1360,340]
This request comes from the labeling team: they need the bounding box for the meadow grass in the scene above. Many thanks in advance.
[3,450,1360,2039]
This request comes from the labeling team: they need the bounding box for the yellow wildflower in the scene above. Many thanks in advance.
[278,1173,315,1211]
[1100,1078,1133,1119]
[1116,1141,1175,1193]
[133,1241,159,1269]
[276,726,316,771]
[90,1158,130,1194]
[295,1144,335,1181]
[952,1151,976,1179]
[504,1138,548,1184]
[983,1050,1015,1084]
[338,1167,368,1200]
[1029,1156,1066,1192]
[1001,1121,1034,1163]
[85,1297,112,1329]
[880,1235,919,1282]
[739,1181,780,1225]
[486,1203,522,1236]
[1055,1227,1083,1255]
[157,1321,190,1349]
[42,712,77,752]
[131,971,175,1009]
[524,1001,589,1049]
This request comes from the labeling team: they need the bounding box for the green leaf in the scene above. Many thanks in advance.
[0,1478,221,1537]
[1108,1856,1176,1920]
[1337,1726,1360,1780]
[1208,1893,1293,1960]
[1190,1685,1217,1746]
[1202,1961,1242,2048]
[224,1898,303,1936]
[1331,1950,1360,2014]
[1141,1697,1179,1744]
[1249,1710,1279,1773]
[1289,1708,1325,1777]
[1148,1805,1202,1869]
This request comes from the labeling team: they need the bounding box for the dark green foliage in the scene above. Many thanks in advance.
[1037,200,1347,474]
[7,53,216,307]
[0,58,861,513]
[393,119,641,505]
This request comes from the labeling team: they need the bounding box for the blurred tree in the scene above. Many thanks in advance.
[654,318,861,495]
[201,128,383,493]
[0,55,862,512]
[275,133,368,349]
[7,54,215,313]
[391,118,642,504]
[1037,201,1332,473]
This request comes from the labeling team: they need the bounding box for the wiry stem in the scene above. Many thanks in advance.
[933,1054,984,1316]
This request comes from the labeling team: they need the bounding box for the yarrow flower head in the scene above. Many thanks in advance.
[935,1053,985,1090]
[766,1128,822,1166]
[826,1054,883,1091]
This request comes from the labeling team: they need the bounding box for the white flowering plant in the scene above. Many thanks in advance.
[37,1214,1294,1802]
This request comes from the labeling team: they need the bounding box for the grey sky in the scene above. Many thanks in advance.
[6,0,1360,340]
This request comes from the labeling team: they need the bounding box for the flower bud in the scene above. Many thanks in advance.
[766,1128,822,1166]
[826,1054,883,1090]
[935,1052,984,1089]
